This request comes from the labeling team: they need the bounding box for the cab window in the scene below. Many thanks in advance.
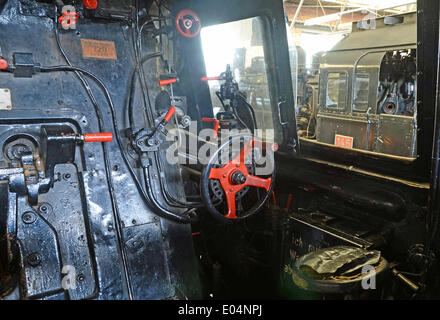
[353,73,370,112]
[326,72,348,110]
[200,17,279,142]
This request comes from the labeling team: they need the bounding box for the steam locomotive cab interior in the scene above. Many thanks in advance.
[0,0,440,301]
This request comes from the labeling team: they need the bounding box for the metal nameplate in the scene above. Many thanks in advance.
[81,39,117,61]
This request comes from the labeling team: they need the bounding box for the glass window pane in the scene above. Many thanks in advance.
[326,72,347,109]
[353,73,370,112]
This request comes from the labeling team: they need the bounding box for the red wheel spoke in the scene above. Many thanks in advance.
[208,167,224,180]
[224,190,237,219]
[246,175,271,191]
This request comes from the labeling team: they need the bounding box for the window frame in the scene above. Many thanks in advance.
[176,0,299,153]
[199,17,276,138]
[325,71,349,111]
[352,71,371,113]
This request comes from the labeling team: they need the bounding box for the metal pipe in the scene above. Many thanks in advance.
[290,0,305,30]
[365,107,372,151]
[392,269,420,292]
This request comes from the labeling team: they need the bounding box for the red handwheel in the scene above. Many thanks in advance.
[175,9,201,38]
[200,135,276,222]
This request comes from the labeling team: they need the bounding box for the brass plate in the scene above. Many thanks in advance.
[80,39,117,61]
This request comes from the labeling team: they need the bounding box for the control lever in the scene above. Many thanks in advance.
[147,106,176,147]
[159,78,179,86]
[201,76,220,82]
[78,132,113,142]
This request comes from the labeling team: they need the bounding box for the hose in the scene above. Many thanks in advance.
[39,65,196,223]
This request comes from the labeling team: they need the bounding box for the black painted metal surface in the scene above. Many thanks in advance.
[0,0,202,300]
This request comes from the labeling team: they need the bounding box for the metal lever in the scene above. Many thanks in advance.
[201,76,221,82]
[82,132,113,142]
[201,117,220,138]
[159,78,178,86]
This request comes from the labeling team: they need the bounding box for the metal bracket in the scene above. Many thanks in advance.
[277,100,289,126]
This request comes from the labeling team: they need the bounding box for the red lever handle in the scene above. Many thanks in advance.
[201,117,220,138]
[201,76,220,82]
[83,132,113,142]
[0,57,8,70]
[164,106,176,122]
[159,78,178,86]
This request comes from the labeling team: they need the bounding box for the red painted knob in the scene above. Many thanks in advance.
[83,0,98,10]
[0,57,8,70]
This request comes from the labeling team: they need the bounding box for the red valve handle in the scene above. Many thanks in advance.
[58,11,79,28]
[175,9,201,38]
[0,57,8,70]
[164,106,176,122]
[159,78,178,86]
[83,0,98,9]
[201,76,220,82]
[201,117,220,138]
[83,133,113,142]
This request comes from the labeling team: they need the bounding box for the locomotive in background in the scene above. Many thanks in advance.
[296,12,417,158]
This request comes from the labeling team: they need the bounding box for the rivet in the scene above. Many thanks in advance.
[27,253,42,267]
[77,274,85,282]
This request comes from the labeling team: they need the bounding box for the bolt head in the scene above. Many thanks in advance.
[22,211,37,224]
[27,253,41,267]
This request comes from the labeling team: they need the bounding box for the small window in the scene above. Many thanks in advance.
[353,73,370,112]
[201,17,279,143]
[326,72,347,109]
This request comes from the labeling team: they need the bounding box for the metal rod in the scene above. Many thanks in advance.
[392,269,420,292]
[290,0,305,30]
